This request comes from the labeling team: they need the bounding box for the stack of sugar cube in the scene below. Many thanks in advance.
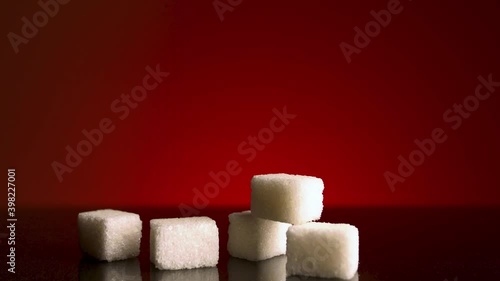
[227,173,359,280]
[77,173,358,280]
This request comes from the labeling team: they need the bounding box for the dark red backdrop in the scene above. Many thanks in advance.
[2,0,500,210]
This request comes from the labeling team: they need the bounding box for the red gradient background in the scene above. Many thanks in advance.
[2,0,500,210]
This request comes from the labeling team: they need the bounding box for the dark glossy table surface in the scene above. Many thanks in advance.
[2,207,499,280]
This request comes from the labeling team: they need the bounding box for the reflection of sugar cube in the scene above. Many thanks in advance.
[150,217,219,270]
[79,258,142,281]
[228,210,290,261]
[78,209,142,261]
[151,266,219,281]
[251,174,324,224]
[286,223,359,280]
[228,255,287,281]
[287,272,359,281]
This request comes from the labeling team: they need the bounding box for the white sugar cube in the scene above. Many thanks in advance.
[251,173,324,224]
[151,266,219,281]
[79,258,142,281]
[286,223,359,280]
[228,210,290,261]
[150,217,219,270]
[228,255,286,281]
[78,209,142,262]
